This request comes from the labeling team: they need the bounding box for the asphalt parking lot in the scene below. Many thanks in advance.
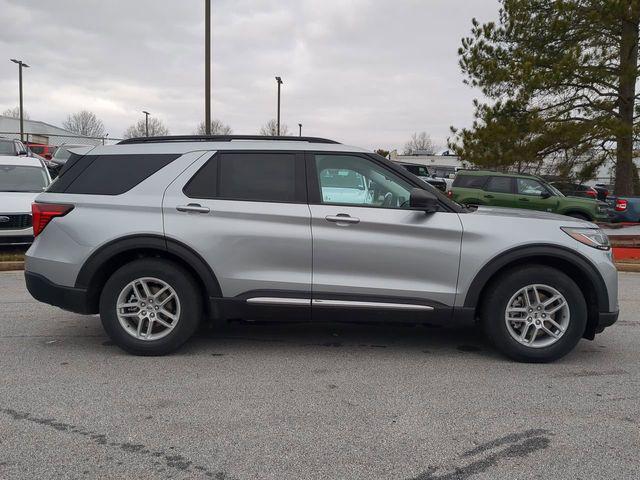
[0,271,638,480]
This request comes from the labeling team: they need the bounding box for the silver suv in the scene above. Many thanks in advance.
[25,135,619,361]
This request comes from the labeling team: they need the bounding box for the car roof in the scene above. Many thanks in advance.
[85,139,369,156]
[457,169,540,180]
[0,155,44,167]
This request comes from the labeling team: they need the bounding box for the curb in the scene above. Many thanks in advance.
[615,262,640,273]
[0,261,25,272]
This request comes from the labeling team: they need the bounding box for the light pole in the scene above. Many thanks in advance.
[205,0,211,135]
[10,59,30,141]
[142,111,150,137]
[298,123,302,137]
[275,76,283,135]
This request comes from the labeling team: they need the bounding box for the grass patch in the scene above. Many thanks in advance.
[0,247,27,262]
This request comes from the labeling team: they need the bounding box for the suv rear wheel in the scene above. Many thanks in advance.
[99,258,202,355]
[481,265,587,363]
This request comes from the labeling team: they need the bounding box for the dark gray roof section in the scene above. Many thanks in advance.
[119,135,341,145]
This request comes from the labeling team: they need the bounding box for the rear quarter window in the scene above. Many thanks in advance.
[452,174,487,189]
[48,154,180,195]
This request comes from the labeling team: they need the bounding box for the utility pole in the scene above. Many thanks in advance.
[142,111,150,137]
[275,76,283,135]
[205,0,211,135]
[10,59,30,141]
[298,123,302,136]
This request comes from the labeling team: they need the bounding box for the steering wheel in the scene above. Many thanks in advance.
[382,192,394,207]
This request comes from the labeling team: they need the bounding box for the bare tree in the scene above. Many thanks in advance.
[259,119,289,136]
[195,119,232,135]
[2,106,29,119]
[62,110,106,137]
[123,117,169,139]
[403,132,436,155]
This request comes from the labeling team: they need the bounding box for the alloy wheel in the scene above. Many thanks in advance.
[116,277,181,341]
[504,284,570,348]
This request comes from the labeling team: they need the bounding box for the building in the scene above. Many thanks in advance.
[389,149,469,171]
[0,115,104,146]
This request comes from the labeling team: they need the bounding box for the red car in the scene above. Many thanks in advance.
[25,142,57,160]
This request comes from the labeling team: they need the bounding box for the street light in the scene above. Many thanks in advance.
[10,59,30,141]
[205,0,211,135]
[142,111,150,137]
[275,76,283,136]
[298,123,302,137]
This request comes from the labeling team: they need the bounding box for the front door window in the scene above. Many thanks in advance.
[315,154,412,209]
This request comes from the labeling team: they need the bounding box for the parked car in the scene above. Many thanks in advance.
[450,170,611,222]
[25,142,57,160]
[593,184,611,202]
[550,181,598,200]
[397,162,447,191]
[49,143,93,167]
[25,135,618,362]
[607,196,640,223]
[0,156,51,245]
[0,137,29,157]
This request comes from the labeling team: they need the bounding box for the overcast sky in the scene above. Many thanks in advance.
[0,0,498,151]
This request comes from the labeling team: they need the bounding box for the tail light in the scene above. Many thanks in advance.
[615,199,628,212]
[32,203,74,237]
[586,189,597,198]
[447,190,453,198]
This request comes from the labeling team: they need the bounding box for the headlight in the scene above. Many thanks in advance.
[561,227,610,250]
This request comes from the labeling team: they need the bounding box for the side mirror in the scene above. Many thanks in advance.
[409,188,439,213]
[541,192,551,199]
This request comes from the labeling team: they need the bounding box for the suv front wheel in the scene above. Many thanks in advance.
[481,265,587,362]
[99,258,203,355]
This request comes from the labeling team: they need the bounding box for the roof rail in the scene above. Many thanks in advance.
[118,135,341,145]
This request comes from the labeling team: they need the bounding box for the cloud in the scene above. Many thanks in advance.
[0,0,497,149]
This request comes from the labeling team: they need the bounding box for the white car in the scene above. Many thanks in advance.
[0,156,51,245]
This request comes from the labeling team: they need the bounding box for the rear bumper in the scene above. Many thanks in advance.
[24,271,92,314]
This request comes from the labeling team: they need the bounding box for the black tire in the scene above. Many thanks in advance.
[481,265,587,363]
[99,258,203,355]
[565,212,591,221]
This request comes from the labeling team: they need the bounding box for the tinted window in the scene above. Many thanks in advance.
[485,176,513,193]
[403,164,430,177]
[216,152,302,202]
[184,156,218,199]
[452,174,487,189]
[51,154,179,195]
[0,140,16,155]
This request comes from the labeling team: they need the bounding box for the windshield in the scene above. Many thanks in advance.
[53,147,74,162]
[0,165,49,192]
[0,141,16,155]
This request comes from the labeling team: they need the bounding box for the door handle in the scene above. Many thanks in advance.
[484,194,494,199]
[519,198,530,202]
[325,214,360,224]
[176,203,210,213]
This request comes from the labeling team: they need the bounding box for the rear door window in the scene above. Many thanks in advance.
[485,176,513,193]
[184,152,306,203]
[452,174,487,189]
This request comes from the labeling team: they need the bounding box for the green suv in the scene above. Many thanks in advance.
[450,170,610,221]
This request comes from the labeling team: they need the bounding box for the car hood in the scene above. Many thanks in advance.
[469,205,598,227]
[0,192,38,213]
